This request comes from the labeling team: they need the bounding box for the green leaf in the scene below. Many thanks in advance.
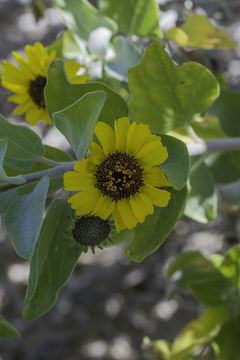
[5,176,49,260]
[43,145,73,163]
[0,140,25,185]
[23,198,81,321]
[206,151,240,184]
[53,91,107,160]
[192,113,227,140]
[169,252,234,305]
[168,251,206,277]
[99,0,161,37]
[47,30,83,59]
[218,246,240,288]
[166,13,235,49]
[128,40,220,133]
[105,35,141,81]
[125,186,187,262]
[109,228,134,246]
[170,305,229,360]
[0,176,63,214]
[45,59,128,126]
[184,162,217,223]
[160,135,190,190]
[210,80,240,137]
[215,314,240,360]
[53,0,117,42]
[0,315,20,338]
[0,113,44,170]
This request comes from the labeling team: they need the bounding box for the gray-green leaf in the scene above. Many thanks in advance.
[53,91,107,160]
[23,198,81,321]
[0,315,20,338]
[5,176,49,260]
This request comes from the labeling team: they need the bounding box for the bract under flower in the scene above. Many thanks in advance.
[64,117,172,232]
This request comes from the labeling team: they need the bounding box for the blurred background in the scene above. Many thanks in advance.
[0,0,240,359]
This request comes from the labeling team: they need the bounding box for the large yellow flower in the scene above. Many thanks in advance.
[64,117,172,232]
[0,42,90,126]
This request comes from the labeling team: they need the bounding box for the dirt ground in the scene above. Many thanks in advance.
[0,1,239,359]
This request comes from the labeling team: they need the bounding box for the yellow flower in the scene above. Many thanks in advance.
[64,117,171,232]
[0,43,90,126]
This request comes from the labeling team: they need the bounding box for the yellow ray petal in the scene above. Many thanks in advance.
[126,122,152,155]
[68,189,100,215]
[136,141,168,167]
[143,167,171,187]
[1,61,28,83]
[129,192,154,219]
[2,80,26,94]
[12,101,34,115]
[92,196,115,220]
[8,93,29,104]
[116,198,144,230]
[12,51,36,79]
[74,159,96,174]
[63,172,96,191]
[90,141,105,164]
[115,117,130,152]
[94,121,115,156]
[113,205,126,232]
[25,106,44,126]
[142,185,171,207]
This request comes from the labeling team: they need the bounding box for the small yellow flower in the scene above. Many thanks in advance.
[0,43,90,126]
[64,117,171,232]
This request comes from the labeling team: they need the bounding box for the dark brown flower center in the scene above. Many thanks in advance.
[95,151,144,202]
[73,216,110,246]
[29,75,47,108]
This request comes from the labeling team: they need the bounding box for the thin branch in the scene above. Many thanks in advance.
[187,138,240,156]
[39,156,63,167]
[24,161,76,183]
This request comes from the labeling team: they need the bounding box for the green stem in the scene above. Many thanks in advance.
[187,137,240,156]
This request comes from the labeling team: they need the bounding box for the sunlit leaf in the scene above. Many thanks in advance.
[192,113,227,140]
[99,0,161,37]
[166,13,235,49]
[125,186,187,262]
[170,305,229,360]
[128,40,219,133]
[5,176,49,260]
[0,315,20,338]
[47,30,83,59]
[23,198,81,321]
[53,91,107,160]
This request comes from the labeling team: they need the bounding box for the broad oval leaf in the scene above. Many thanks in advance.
[160,135,190,190]
[128,40,220,133]
[5,176,49,260]
[171,305,229,360]
[166,13,235,49]
[53,91,107,160]
[99,0,161,38]
[0,139,25,185]
[184,162,217,223]
[23,198,81,321]
[0,315,20,338]
[53,0,117,42]
[125,186,187,262]
[210,80,240,137]
[45,59,128,126]
[215,314,240,360]
[0,113,44,170]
